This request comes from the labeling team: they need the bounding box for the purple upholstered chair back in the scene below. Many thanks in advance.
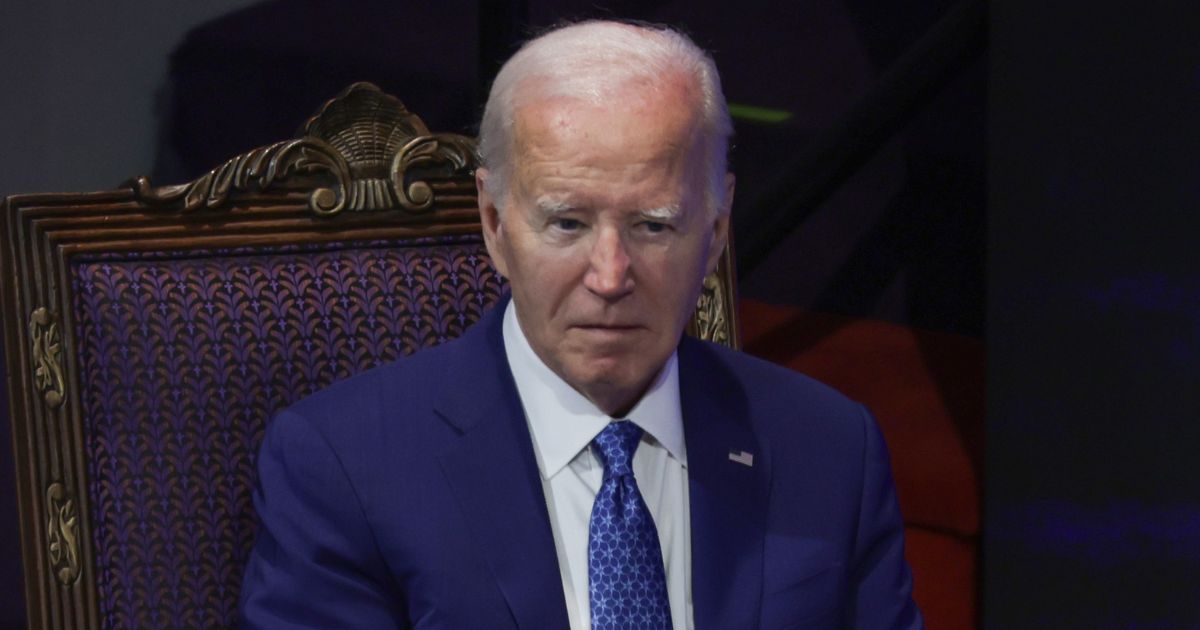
[71,239,500,627]
[0,84,494,629]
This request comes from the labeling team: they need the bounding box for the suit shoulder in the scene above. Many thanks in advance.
[681,338,873,459]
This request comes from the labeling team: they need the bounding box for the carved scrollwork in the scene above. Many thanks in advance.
[131,138,351,215]
[46,482,81,585]
[694,274,730,345]
[131,82,476,215]
[391,133,478,211]
[30,307,65,408]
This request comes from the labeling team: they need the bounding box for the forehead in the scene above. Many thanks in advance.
[513,73,700,151]
[509,78,704,207]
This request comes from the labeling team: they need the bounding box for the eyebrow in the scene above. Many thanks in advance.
[533,196,682,220]
[534,196,573,216]
[638,204,681,220]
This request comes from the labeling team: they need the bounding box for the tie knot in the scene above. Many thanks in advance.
[593,420,643,479]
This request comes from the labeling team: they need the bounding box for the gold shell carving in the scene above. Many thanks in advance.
[30,307,65,408]
[131,82,476,215]
[304,81,430,172]
[694,274,730,345]
[46,482,81,585]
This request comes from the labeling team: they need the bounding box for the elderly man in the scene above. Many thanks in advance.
[241,20,921,630]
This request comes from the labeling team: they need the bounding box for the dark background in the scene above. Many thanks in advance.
[987,1,1200,627]
[0,0,1195,627]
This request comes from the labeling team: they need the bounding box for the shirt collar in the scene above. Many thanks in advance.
[502,301,687,479]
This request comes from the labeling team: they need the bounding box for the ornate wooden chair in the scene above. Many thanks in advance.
[0,83,738,629]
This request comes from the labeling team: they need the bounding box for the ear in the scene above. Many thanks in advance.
[476,168,510,278]
[704,173,735,275]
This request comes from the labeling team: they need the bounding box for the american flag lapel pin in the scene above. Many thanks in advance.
[728,450,754,467]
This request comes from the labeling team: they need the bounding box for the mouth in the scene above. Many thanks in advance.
[572,323,643,335]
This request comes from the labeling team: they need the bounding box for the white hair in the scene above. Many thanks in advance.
[477,20,733,217]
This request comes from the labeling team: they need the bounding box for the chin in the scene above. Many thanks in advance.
[569,363,631,391]
[584,362,658,394]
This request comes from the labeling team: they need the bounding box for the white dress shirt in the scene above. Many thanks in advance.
[502,302,694,630]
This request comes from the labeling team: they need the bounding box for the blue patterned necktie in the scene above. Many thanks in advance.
[588,420,673,630]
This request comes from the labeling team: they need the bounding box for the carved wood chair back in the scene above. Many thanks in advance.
[0,82,737,629]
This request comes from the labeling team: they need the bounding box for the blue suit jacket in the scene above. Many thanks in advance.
[240,303,922,629]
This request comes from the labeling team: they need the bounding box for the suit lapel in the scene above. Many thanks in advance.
[434,304,571,630]
[680,338,768,630]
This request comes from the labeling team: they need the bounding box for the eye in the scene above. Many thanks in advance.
[552,217,584,231]
[642,221,669,234]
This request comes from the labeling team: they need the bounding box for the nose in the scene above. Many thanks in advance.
[583,226,634,299]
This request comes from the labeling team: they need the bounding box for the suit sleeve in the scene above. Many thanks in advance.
[847,405,924,629]
[239,409,406,629]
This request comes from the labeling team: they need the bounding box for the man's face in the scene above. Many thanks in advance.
[478,79,732,416]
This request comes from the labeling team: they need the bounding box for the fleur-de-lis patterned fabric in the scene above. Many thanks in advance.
[70,236,504,629]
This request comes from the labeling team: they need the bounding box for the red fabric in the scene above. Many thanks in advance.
[740,299,982,630]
